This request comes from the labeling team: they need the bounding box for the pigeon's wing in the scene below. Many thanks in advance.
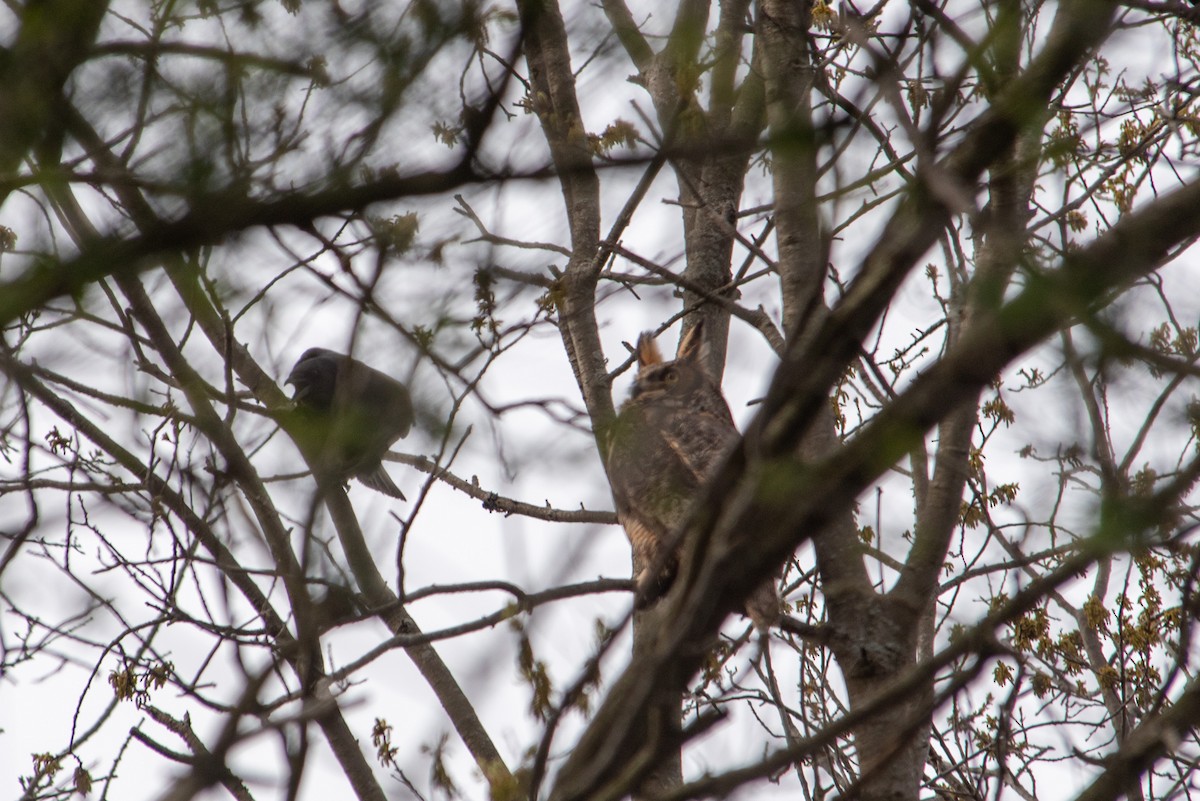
[367,370,414,441]
[342,361,415,443]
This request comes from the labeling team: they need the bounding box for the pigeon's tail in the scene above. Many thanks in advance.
[356,463,406,500]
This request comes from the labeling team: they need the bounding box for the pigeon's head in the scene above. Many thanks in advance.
[286,348,340,409]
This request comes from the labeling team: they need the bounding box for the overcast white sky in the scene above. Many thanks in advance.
[3,1,1200,799]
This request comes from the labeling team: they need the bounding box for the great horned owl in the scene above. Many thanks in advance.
[607,322,778,627]
[285,347,413,499]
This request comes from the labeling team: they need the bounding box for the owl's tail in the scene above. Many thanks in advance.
[356,463,407,500]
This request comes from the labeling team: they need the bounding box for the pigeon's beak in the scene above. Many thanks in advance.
[284,369,304,400]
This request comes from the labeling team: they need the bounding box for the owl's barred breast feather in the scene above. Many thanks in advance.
[662,412,738,484]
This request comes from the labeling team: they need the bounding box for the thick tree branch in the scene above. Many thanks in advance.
[0,0,110,203]
[47,104,515,786]
[317,485,513,785]
[548,112,1197,801]
[518,0,611,435]
[0,160,479,328]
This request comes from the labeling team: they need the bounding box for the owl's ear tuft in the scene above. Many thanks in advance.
[677,320,708,365]
[636,332,663,368]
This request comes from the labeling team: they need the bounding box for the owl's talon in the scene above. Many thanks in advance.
[633,563,676,609]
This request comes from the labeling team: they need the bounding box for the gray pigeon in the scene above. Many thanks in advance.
[285,347,413,499]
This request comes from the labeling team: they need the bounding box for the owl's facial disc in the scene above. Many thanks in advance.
[631,365,678,399]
